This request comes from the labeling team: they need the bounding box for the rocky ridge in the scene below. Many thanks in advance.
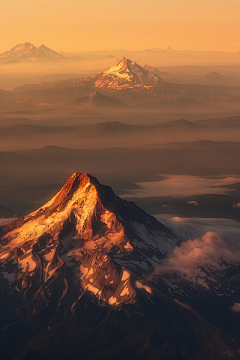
[0,172,175,309]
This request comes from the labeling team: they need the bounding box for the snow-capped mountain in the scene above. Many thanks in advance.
[86,57,165,89]
[0,172,175,307]
[1,173,240,359]
[4,55,240,112]
[0,42,64,63]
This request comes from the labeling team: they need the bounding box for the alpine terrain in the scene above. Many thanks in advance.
[3,54,240,115]
[0,43,64,63]
[1,173,240,359]
[86,57,165,89]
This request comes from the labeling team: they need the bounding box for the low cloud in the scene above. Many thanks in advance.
[122,175,240,198]
[187,200,198,206]
[233,202,240,208]
[154,215,240,242]
[232,303,240,312]
[152,215,240,288]
[166,231,240,287]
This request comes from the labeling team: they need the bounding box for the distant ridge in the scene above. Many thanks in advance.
[0,42,64,63]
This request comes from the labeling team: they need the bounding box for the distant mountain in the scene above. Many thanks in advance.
[0,204,15,218]
[185,71,240,86]
[2,56,240,114]
[156,118,208,131]
[0,119,210,149]
[196,115,240,128]
[2,118,239,153]
[85,57,165,89]
[55,48,240,66]
[0,42,65,63]
[71,90,127,108]
[145,66,240,87]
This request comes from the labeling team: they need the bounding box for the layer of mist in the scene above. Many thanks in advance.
[0,56,240,221]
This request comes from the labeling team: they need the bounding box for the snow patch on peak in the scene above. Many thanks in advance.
[121,270,130,281]
[0,42,63,62]
[0,172,173,308]
[91,57,164,89]
[135,281,152,294]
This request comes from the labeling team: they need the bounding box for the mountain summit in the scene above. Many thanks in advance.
[0,172,175,308]
[88,57,165,89]
[0,42,64,63]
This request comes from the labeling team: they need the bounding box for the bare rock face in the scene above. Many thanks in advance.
[0,172,175,310]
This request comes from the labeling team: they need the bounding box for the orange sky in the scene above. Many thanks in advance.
[1,0,240,53]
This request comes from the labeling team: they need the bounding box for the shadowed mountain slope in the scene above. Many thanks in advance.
[71,91,127,108]
[1,173,240,359]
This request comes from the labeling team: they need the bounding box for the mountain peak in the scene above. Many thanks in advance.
[39,43,48,49]
[108,57,138,74]
[12,42,35,52]
[44,172,99,213]
[0,172,123,251]
[22,42,32,47]
[0,173,175,308]
[0,42,64,63]
[88,90,109,100]
[91,57,164,89]
[117,57,135,68]
[18,42,33,49]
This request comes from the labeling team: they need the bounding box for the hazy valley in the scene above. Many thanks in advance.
[0,46,240,220]
[1,43,240,359]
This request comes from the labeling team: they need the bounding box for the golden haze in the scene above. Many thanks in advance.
[1,0,240,53]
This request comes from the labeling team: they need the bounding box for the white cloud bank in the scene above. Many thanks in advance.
[233,202,240,208]
[187,200,198,206]
[232,303,240,312]
[123,175,240,198]
[152,215,240,289]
